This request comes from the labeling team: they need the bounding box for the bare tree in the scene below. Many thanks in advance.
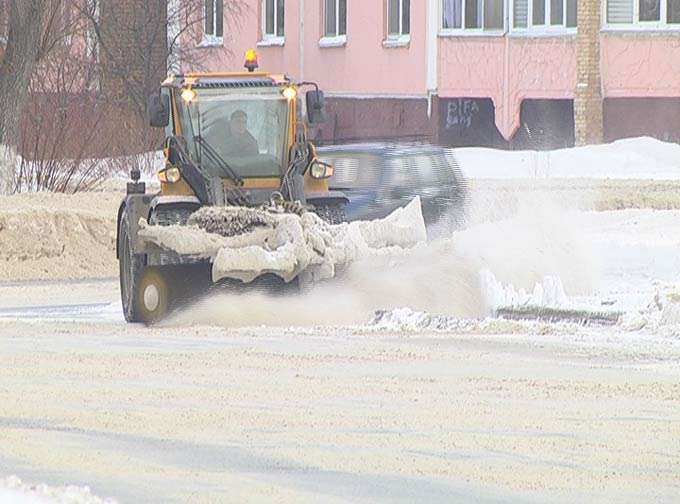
[79,0,244,125]
[0,1,44,148]
[16,26,112,193]
[0,0,245,193]
[0,0,81,191]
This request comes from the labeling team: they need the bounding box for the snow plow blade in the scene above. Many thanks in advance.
[495,306,622,326]
[137,197,427,285]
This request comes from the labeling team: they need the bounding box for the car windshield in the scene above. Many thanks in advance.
[176,87,289,178]
[321,153,381,189]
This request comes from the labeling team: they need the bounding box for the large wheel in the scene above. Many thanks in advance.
[314,203,347,224]
[118,210,171,324]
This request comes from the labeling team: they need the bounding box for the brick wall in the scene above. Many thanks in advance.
[574,0,603,145]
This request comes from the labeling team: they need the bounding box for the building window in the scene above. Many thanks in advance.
[324,0,347,37]
[670,0,680,22]
[513,0,577,30]
[441,0,504,31]
[263,0,285,39]
[204,0,224,39]
[640,0,660,20]
[388,0,410,36]
[606,0,680,24]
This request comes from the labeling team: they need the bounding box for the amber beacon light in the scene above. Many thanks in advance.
[244,49,259,72]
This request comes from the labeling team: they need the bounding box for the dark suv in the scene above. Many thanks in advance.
[317,143,467,227]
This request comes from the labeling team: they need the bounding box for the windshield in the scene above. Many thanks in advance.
[176,87,289,178]
[321,154,381,189]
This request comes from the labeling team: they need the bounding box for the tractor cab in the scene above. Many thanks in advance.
[146,52,340,209]
[174,81,291,180]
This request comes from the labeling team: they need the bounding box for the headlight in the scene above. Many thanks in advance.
[310,160,334,179]
[159,166,181,183]
[282,86,297,101]
[181,87,196,103]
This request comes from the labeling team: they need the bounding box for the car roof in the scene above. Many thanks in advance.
[316,142,454,157]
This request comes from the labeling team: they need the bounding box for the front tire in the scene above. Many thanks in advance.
[119,210,171,324]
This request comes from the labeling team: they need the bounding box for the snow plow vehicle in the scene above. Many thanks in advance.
[117,51,427,323]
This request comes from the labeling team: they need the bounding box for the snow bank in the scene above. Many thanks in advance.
[0,475,115,504]
[0,191,120,281]
[457,136,680,180]
[139,197,427,284]
[618,285,680,333]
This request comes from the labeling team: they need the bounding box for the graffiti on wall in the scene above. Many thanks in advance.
[438,98,506,148]
[445,99,480,130]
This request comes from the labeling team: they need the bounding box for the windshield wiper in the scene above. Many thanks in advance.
[194,136,244,187]
[193,136,250,206]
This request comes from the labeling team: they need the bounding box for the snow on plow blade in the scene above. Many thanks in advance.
[138,197,427,284]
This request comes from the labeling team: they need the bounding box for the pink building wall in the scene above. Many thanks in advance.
[200,0,427,96]
[436,33,680,139]
[438,37,577,139]
[190,1,680,142]
[300,2,427,95]
[601,34,680,98]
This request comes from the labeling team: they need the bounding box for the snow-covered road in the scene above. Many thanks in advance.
[1,309,679,503]
[1,208,679,502]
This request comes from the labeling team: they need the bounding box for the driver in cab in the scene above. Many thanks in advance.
[222,109,259,156]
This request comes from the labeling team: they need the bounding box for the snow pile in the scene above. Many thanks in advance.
[0,191,120,281]
[480,269,569,312]
[620,288,680,332]
[369,308,480,332]
[139,197,427,284]
[452,194,595,305]
[457,136,680,180]
[0,475,115,504]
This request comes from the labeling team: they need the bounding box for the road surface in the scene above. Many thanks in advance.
[1,209,679,503]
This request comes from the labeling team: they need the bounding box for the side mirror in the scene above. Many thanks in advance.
[148,91,170,128]
[306,89,326,124]
[163,135,186,165]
